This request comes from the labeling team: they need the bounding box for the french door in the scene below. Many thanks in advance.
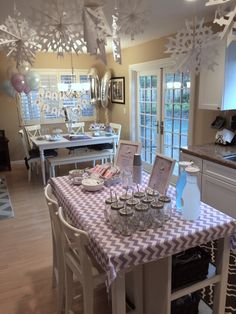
[137,69,191,176]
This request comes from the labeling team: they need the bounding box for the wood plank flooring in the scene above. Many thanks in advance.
[0,164,110,314]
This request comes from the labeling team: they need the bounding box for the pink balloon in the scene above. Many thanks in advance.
[11,73,27,93]
[24,84,31,95]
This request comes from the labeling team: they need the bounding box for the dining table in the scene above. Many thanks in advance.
[49,172,236,314]
[31,132,118,185]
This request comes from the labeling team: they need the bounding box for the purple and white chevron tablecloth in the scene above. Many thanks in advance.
[50,173,236,286]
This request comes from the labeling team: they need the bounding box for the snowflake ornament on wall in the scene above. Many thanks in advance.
[119,0,147,40]
[165,18,219,74]
[0,11,39,68]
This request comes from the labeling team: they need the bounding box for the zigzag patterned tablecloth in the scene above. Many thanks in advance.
[50,173,236,286]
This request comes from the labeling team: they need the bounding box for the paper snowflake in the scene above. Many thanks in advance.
[206,0,236,44]
[83,5,111,64]
[165,18,219,74]
[119,0,147,40]
[32,0,86,57]
[112,8,122,64]
[0,12,39,67]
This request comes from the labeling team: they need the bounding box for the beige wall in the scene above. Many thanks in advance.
[0,52,106,161]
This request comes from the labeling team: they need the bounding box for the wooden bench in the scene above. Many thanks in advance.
[47,149,114,177]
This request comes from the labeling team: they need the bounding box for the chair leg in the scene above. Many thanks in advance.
[83,280,94,314]
[52,237,57,289]
[65,265,74,314]
[28,165,32,182]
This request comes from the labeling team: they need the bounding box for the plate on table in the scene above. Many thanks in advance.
[82,178,104,191]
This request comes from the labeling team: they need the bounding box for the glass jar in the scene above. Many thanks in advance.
[104,197,117,222]
[134,203,151,231]
[108,202,124,229]
[150,200,164,229]
[119,206,135,236]
[158,195,172,221]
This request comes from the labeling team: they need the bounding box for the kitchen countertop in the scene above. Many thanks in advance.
[181,143,236,170]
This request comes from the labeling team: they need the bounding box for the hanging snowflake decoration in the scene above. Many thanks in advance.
[83,4,111,64]
[119,0,147,40]
[0,11,39,68]
[205,0,236,45]
[112,7,122,64]
[32,0,86,57]
[165,18,220,74]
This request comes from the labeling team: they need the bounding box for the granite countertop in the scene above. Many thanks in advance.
[181,143,236,170]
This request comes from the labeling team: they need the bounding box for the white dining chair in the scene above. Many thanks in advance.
[24,124,41,149]
[58,206,107,314]
[44,184,64,314]
[19,129,41,182]
[110,123,121,143]
[66,122,85,135]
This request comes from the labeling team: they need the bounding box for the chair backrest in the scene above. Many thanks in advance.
[110,123,121,141]
[19,129,30,159]
[25,125,41,149]
[66,122,85,134]
[58,206,94,282]
[45,184,61,247]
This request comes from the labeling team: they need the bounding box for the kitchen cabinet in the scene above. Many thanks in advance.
[180,152,236,217]
[198,40,236,111]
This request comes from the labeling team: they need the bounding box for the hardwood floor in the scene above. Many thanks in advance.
[0,164,111,314]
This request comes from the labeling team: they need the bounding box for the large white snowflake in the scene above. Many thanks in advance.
[0,12,39,67]
[206,0,236,45]
[119,0,147,40]
[165,18,219,74]
[31,0,86,57]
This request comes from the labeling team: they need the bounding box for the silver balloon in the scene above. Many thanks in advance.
[88,67,100,105]
[100,70,111,108]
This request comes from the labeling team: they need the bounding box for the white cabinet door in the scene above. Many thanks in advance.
[198,40,225,110]
[202,174,236,218]
[198,40,236,111]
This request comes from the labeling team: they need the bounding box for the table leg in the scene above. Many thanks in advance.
[112,272,126,314]
[143,256,172,314]
[213,236,230,314]
[40,149,46,185]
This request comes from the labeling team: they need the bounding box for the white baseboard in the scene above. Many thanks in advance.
[11,160,24,165]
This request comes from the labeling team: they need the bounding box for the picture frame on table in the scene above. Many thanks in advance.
[115,140,141,172]
[110,77,125,104]
[148,154,176,195]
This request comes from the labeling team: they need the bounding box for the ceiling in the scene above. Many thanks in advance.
[0,0,217,51]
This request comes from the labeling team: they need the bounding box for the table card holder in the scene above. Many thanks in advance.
[148,154,176,196]
[115,140,141,173]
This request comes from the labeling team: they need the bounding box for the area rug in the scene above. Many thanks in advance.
[0,176,14,220]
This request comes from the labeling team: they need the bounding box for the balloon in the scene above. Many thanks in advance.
[24,84,31,95]
[18,62,31,75]
[11,73,27,93]
[100,70,111,108]
[1,80,16,98]
[25,72,40,91]
[88,67,100,105]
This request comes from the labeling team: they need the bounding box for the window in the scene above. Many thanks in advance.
[20,69,96,125]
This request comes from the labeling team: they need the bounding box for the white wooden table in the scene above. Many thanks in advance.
[50,172,236,314]
[31,132,118,185]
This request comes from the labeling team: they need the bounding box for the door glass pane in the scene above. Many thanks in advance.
[138,74,158,165]
[163,72,191,174]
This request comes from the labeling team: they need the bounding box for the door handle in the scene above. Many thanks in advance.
[160,121,164,135]
[155,122,159,134]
